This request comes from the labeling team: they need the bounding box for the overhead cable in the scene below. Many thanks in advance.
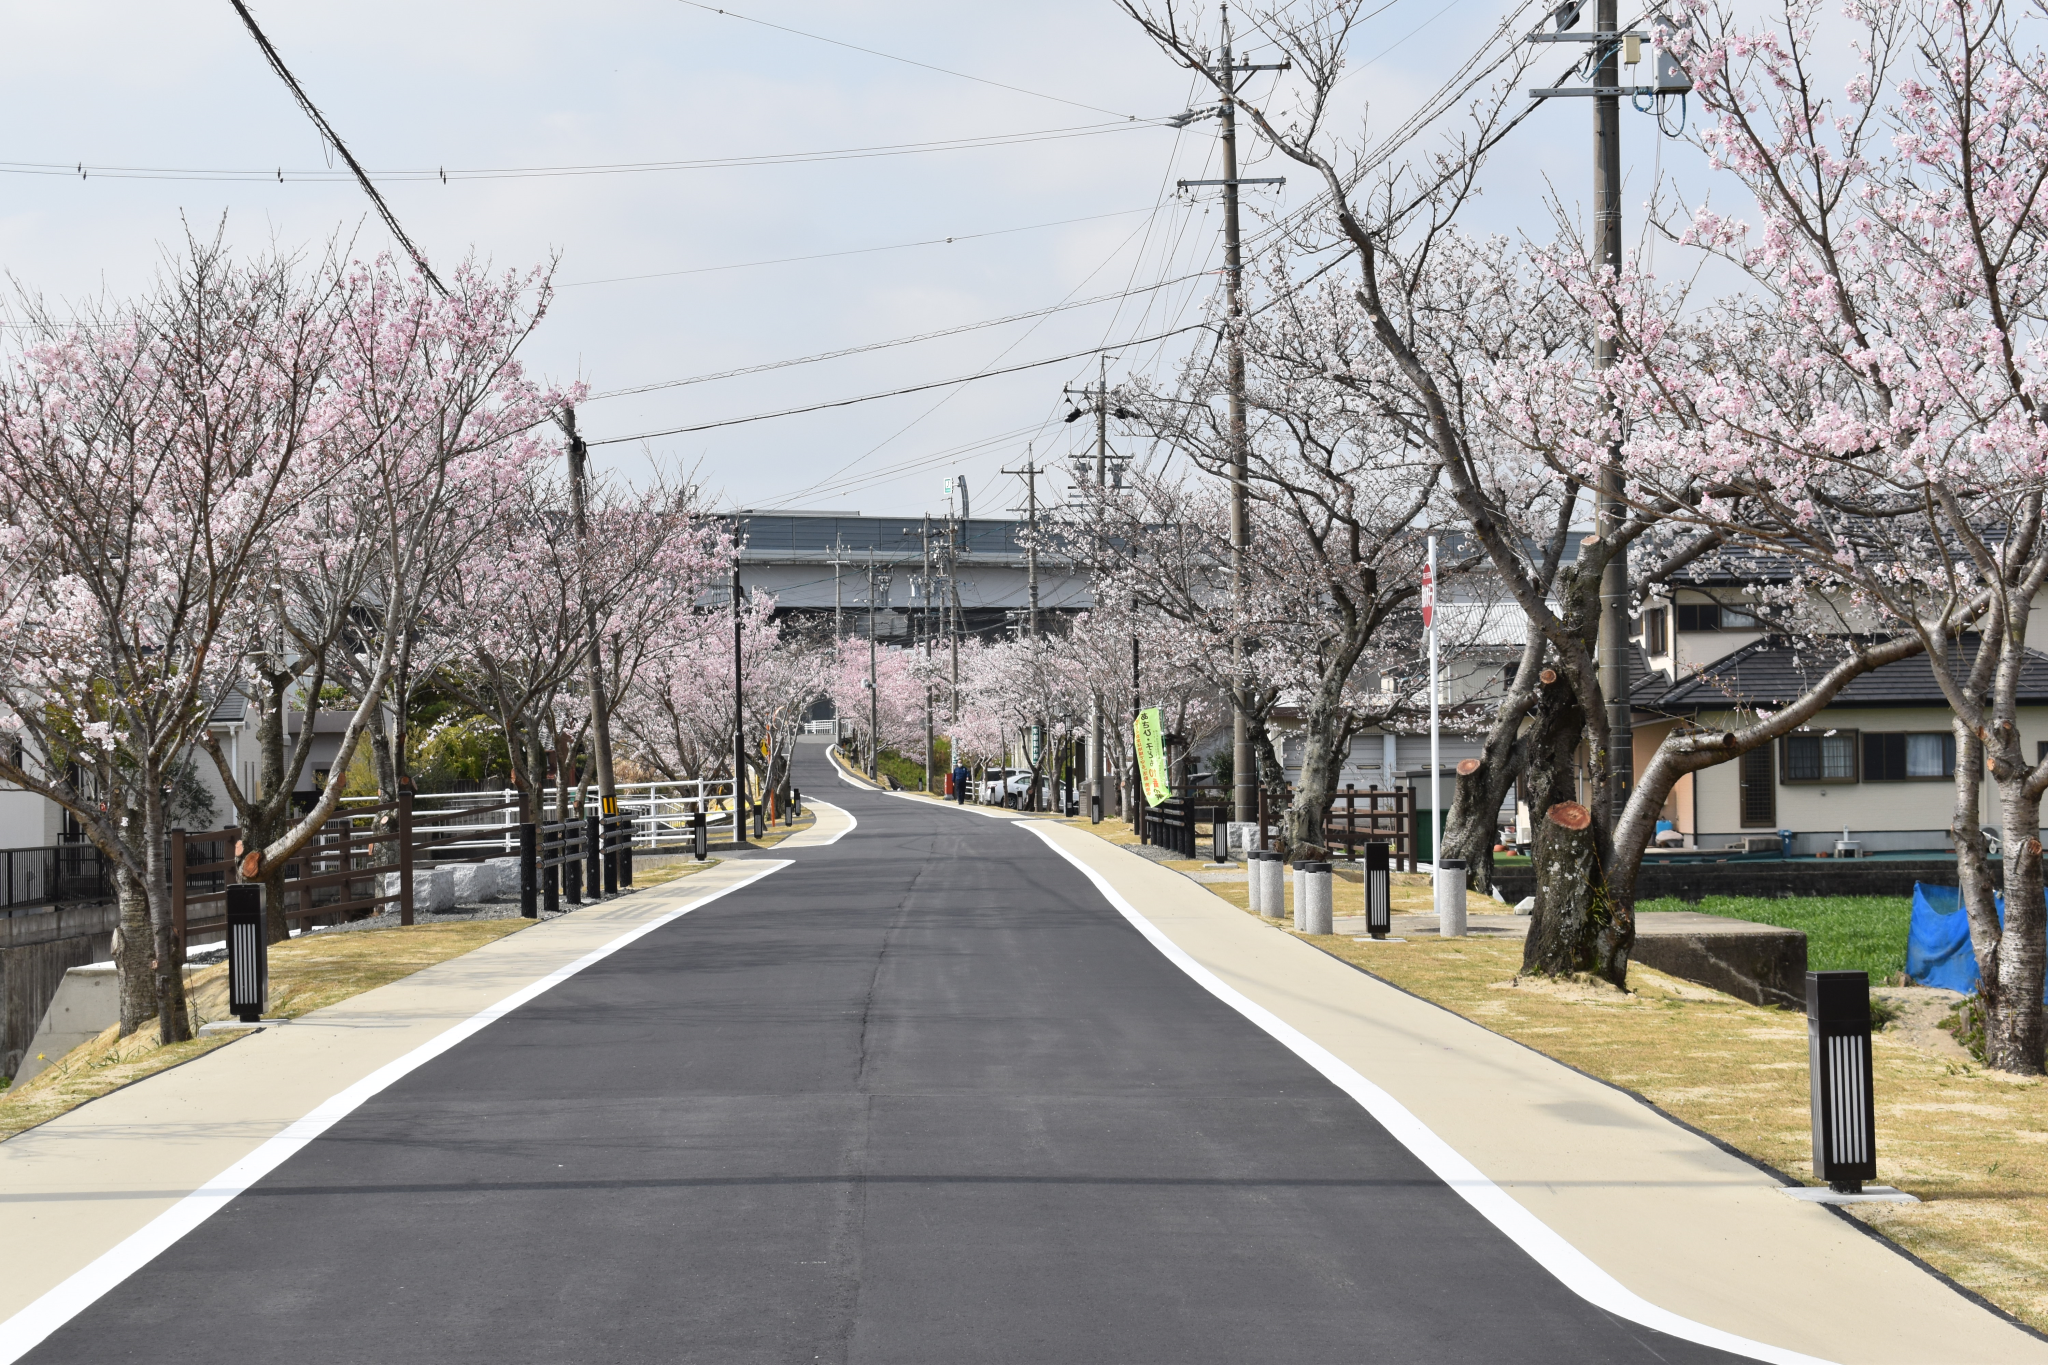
[14,119,1166,186]
[586,324,1208,448]
[673,0,1145,121]
[224,0,444,294]
[585,271,1213,401]
[558,206,1158,288]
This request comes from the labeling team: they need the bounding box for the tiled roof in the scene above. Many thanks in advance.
[1646,635,2048,710]
[208,689,248,724]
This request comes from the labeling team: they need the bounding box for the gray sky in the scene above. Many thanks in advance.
[0,0,1706,517]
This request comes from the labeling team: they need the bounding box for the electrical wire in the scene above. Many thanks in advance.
[583,269,1213,402]
[584,324,1209,448]
[750,208,1183,509]
[672,0,1145,121]
[558,206,1158,288]
[11,119,1168,185]
[225,0,443,294]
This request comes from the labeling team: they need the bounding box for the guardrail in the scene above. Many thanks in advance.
[350,778,743,851]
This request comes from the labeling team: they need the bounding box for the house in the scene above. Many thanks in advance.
[1631,635,2048,855]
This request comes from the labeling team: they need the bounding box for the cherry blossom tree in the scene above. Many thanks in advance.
[436,468,721,823]
[828,641,927,777]
[1576,0,2048,1067]
[0,235,334,1039]
[198,257,563,942]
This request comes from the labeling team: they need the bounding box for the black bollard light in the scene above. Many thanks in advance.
[226,884,268,1023]
[1364,842,1392,940]
[519,823,539,919]
[1808,971,1879,1193]
[693,808,708,862]
[1212,809,1229,863]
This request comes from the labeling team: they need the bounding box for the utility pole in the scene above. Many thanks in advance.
[1002,451,1043,638]
[830,535,847,643]
[1063,357,1117,822]
[1180,7,1286,832]
[1592,0,1631,822]
[921,515,935,795]
[731,565,748,847]
[948,514,963,717]
[1527,6,1689,821]
[867,550,881,780]
[1091,358,1108,822]
[560,407,616,821]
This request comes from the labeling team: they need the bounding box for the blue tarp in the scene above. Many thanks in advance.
[1906,883,2048,998]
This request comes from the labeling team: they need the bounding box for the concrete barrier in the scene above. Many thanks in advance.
[450,862,500,903]
[14,963,119,1084]
[379,866,456,913]
[1631,913,1809,1011]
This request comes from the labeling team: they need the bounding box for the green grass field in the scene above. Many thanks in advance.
[1638,894,1912,981]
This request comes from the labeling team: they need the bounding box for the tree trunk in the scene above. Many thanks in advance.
[1283,712,1348,863]
[1520,678,1630,985]
[144,786,192,1043]
[1441,636,1543,894]
[113,857,155,1037]
[1439,739,1524,896]
[1984,780,2046,1073]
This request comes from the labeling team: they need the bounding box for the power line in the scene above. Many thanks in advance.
[583,271,1212,402]
[586,324,1207,448]
[12,119,1167,186]
[673,0,1144,121]
[754,207,1181,509]
[558,206,1158,288]
[225,0,443,295]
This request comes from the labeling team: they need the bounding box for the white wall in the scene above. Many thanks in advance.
[1690,705,2047,853]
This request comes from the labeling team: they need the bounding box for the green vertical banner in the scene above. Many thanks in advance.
[1134,707,1170,808]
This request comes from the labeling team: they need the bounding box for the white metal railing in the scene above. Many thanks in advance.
[343,778,743,850]
[803,719,838,734]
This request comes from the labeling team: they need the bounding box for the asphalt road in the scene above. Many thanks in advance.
[26,740,1759,1363]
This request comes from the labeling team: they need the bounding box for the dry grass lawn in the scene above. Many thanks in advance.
[0,918,531,1142]
[1083,829,2048,1332]
[1297,930,2048,1331]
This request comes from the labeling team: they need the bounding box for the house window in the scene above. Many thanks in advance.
[1740,746,1776,826]
[1784,731,1858,783]
[1643,608,1668,654]
[1674,602,1757,631]
[1862,732,1955,781]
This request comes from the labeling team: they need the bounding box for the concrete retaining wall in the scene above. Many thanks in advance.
[1493,857,1976,905]
[0,903,116,1079]
[1631,924,1809,1011]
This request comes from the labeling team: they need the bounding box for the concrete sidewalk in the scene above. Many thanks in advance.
[1032,818,2048,1365]
[0,858,784,1340]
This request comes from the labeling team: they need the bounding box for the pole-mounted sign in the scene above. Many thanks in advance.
[1420,559,1435,629]
[1134,706,1171,808]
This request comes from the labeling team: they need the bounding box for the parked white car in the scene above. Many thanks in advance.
[978,768,1039,804]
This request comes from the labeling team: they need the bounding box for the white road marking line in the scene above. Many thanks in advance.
[0,861,790,1363]
[1019,821,1832,1365]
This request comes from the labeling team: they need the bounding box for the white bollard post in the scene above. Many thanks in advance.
[1248,850,1268,915]
[1260,854,1286,920]
[1437,857,1467,938]
[1303,862,1333,935]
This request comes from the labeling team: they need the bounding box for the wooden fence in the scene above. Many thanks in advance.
[1250,784,1416,870]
